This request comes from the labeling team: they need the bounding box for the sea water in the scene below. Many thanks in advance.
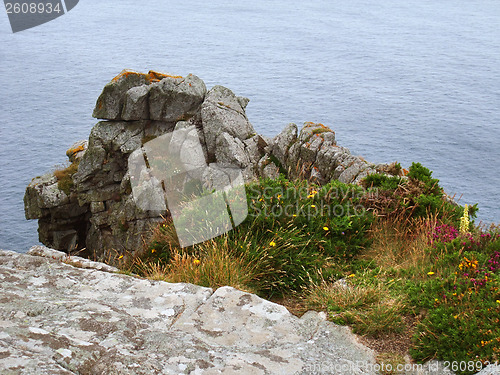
[0,0,499,252]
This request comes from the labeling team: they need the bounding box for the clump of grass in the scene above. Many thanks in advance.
[361,216,436,272]
[304,279,406,337]
[136,235,264,294]
[54,161,79,195]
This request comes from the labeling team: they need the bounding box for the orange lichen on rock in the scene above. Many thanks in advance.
[147,70,183,81]
[66,145,85,157]
[111,69,146,82]
[304,122,333,132]
[110,69,183,84]
[303,122,335,139]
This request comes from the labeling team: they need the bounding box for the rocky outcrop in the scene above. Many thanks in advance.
[24,70,392,259]
[0,248,379,374]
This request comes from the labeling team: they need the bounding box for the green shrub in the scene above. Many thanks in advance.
[407,162,441,195]
[141,176,373,298]
[363,173,404,190]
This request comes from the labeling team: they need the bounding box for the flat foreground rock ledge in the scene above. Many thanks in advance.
[0,249,380,374]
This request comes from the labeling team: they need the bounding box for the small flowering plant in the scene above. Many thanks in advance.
[430,224,459,245]
[411,225,500,372]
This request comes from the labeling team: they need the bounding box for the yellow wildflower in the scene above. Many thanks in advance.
[323,226,329,231]
[269,241,276,247]
[311,205,316,208]
[118,255,123,259]
[347,274,355,278]
[193,259,201,265]
[427,271,435,275]
[307,190,318,198]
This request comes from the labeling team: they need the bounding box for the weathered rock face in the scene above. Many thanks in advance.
[0,249,380,374]
[24,70,392,259]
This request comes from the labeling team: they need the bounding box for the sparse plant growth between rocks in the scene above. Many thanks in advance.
[53,161,79,195]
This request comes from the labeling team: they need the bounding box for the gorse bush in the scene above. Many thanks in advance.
[139,175,373,298]
[362,162,475,226]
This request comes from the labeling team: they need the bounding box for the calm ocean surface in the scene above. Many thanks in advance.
[1,0,499,252]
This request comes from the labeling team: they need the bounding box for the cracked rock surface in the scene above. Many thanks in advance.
[0,249,380,374]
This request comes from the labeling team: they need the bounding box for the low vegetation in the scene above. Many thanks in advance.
[120,162,499,375]
[54,161,79,195]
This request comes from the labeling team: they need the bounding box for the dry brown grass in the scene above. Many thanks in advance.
[304,279,406,337]
[360,215,437,271]
[134,236,264,294]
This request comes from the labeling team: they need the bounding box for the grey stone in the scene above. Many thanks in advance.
[72,145,107,186]
[316,145,343,179]
[202,163,232,191]
[24,173,69,219]
[353,167,377,185]
[201,85,256,157]
[0,249,379,375]
[338,161,369,184]
[149,74,206,121]
[286,141,301,174]
[121,84,150,121]
[90,201,105,213]
[258,155,280,179]
[299,133,324,164]
[243,134,268,165]
[298,122,336,144]
[237,95,250,109]
[93,70,151,120]
[310,167,325,184]
[215,132,251,169]
[271,122,298,166]
[474,364,500,375]
[27,246,119,272]
[65,140,88,163]
[51,230,78,252]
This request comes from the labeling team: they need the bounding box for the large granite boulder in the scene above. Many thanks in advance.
[93,70,153,120]
[149,74,206,121]
[201,85,256,158]
[0,248,380,374]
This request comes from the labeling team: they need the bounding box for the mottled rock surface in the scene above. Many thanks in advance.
[0,249,380,374]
